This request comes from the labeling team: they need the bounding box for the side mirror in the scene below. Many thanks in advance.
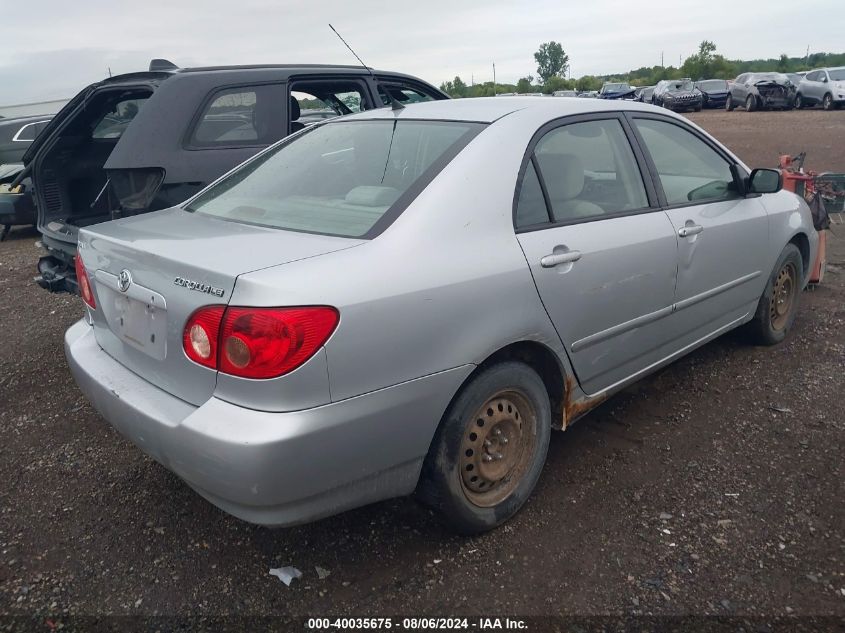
[748,168,782,194]
[821,76,828,83]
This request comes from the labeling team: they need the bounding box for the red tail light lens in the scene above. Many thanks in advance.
[74,256,96,309]
[183,306,225,369]
[182,306,339,379]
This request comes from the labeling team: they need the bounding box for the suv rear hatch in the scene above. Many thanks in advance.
[78,208,363,405]
[28,71,172,292]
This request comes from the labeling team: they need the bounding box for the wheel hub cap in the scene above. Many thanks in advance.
[770,263,796,331]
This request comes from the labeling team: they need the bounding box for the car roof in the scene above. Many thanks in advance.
[341,96,662,124]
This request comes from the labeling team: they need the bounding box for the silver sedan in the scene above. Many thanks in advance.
[66,97,818,533]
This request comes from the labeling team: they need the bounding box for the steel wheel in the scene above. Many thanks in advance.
[746,95,756,111]
[770,261,798,332]
[459,390,537,507]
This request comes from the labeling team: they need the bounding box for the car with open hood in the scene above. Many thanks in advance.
[16,60,447,293]
[694,79,730,109]
[652,79,703,112]
[726,72,796,112]
[795,67,845,110]
[65,97,817,533]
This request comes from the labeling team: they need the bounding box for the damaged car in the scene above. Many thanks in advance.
[0,115,52,239]
[598,82,636,100]
[695,79,730,109]
[726,72,796,111]
[66,97,817,533]
[651,79,703,112]
[15,60,447,293]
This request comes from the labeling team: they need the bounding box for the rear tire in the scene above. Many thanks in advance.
[747,244,803,345]
[416,361,552,534]
[745,95,757,112]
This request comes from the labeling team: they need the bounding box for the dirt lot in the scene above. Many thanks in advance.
[0,110,844,627]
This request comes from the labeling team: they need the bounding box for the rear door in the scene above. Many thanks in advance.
[515,114,679,395]
[629,114,769,344]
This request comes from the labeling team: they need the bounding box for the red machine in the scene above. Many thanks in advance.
[778,153,828,284]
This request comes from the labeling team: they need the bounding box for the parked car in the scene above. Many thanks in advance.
[598,82,636,100]
[695,79,730,109]
[17,60,447,293]
[726,72,796,111]
[66,97,817,533]
[652,79,703,111]
[795,67,845,110]
[635,86,655,102]
[0,115,52,238]
[553,90,578,98]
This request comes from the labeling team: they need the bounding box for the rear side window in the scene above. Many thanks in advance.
[92,98,148,139]
[378,83,440,106]
[532,119,648,223]
[633,119,741,205]
[186,119,483,238]
[191,85,283,146]
[515,161,550,228]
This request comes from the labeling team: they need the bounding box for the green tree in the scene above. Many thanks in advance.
[776,53,789,72]
[575,75,601,92]
[515,75,535,93]
[682,40,736,80]
[542,75,574,94]
[534,41,569,84]
[439,76,469,98]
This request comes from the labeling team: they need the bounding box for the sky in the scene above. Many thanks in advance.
[0,0,841,105]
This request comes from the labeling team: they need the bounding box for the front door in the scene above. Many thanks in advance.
[515,116,678,395]
[629,115,769,345]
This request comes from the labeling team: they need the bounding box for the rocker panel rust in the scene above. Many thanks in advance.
[560,374,607,430]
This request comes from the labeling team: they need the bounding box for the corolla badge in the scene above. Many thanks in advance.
[173,276,225,298]
[117,269,132,293]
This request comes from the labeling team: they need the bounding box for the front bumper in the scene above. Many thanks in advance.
[703,95,727,108]
[65,319,473,526]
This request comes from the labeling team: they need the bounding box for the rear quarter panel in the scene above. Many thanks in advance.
[231,116,571,403]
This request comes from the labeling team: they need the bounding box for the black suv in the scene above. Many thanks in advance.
[20,60,447,293]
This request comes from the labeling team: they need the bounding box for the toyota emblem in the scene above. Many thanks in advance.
[117,269,132,293]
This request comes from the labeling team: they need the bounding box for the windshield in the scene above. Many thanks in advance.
[751,73,786,83]
[603,83,629,92]
[697,80,727,91]
[669,80,695,91]
[830,69,845,81]
[186,119,483,238]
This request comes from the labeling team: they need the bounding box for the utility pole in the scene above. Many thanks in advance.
[660,51,664,68]
[492,62,496,97]
[805,45,810,65]
[471,73,474,87]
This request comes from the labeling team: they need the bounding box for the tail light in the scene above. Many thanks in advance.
[74,256,96,309]
[182,306,339,379]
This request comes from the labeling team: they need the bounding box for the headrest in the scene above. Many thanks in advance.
[289,96,301,121]
[536,153,585,201]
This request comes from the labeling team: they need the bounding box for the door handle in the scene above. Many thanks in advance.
[678,224,704,238]
[541,250,582,268]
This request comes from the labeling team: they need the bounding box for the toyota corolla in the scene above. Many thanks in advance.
[66,97,818,533]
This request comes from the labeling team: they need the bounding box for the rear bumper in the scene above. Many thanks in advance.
[65,319,473,526]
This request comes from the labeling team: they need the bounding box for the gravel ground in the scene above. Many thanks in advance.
[0,110,844,625]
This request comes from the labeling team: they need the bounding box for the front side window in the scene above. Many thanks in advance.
[186,119,483,238]
[532,119,648,223]
[191,85,283,146]
[633,118,741,205]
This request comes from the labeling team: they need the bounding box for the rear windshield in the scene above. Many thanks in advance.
[186,119,483,238]
[697,80,727,91]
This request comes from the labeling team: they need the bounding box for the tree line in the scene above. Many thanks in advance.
[439,41,845,97]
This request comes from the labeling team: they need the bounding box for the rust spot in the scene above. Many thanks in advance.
[560,374,607,430]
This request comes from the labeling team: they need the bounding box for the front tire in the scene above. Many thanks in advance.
[747,244,803,345]
[794,93,804,109]
[417,361,552,534]
[822,93,834,111]
[726,96,735,111]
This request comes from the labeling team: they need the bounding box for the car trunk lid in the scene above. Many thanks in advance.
[78,208,363,405]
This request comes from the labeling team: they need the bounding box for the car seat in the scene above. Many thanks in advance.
[290,96,305,132]
[537,153,604,219]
